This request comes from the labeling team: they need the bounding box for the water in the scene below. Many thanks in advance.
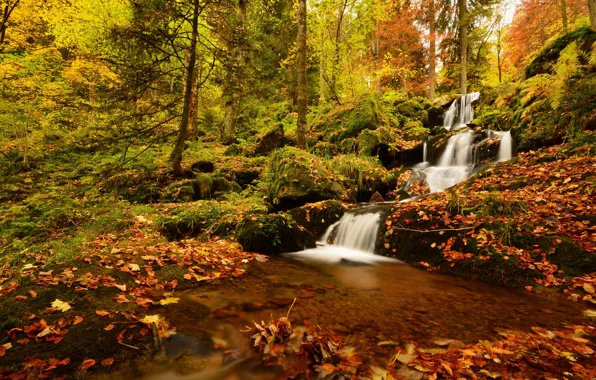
[104,258,586,380]
[411,93,514,193]
[443,92,480,131]
[286,208,398,264]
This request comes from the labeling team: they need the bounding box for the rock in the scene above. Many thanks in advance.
[266,147,346,210]
[190,160,215,173]
[236,213,316,255]
[369,191,384,203]
[288,200,346,238]
[224,144,241,156]
[255,124,285,155]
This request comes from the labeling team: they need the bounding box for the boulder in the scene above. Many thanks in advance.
[267,147,346,210]
[255,124,285,155]
[369,191,384,203]
[288,200,346,238]
[236,214,316,255]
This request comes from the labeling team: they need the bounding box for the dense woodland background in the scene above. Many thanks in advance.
[0,0,596,377]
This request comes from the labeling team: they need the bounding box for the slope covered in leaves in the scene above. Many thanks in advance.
[380,143,596,297]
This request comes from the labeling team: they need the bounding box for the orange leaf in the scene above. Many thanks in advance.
[81,359,96,371]
[101,358,114,367]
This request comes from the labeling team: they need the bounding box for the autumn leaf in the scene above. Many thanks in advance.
[159,297,180,305]
[104,324,115,331]
[81,359,96,371]
[101,358,114,367]
[73,316,84,325]
[51,299,71,312]
[96,310,110,317]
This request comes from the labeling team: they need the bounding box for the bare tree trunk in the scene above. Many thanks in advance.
[319,36,326,104]
[171,0,200,176]
[223,95,239,144]
[222,0,247,145]
[296,0,307,148]
[497,24,503,83]
[590,0,596,31]
[188,70,200,141]
[458,0,468,95]
[428,0,436,102]
[560,0,568,33]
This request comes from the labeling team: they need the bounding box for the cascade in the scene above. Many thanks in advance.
[411,94,514,193]
[443,92,480,131]
[286,208,398,264]
[422,142,428,163]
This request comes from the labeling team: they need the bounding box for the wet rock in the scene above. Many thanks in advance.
[235,213,316,255]
[369,191,384,203]
[288,200,346,238]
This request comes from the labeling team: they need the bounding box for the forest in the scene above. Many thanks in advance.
[0,0,595,378]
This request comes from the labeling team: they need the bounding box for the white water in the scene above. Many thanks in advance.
[286,210,399,265]
[443,92,480,131]
[412,93,514,193]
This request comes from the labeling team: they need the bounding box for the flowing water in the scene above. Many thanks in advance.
[286,207,398,265]
[413,94,514,193]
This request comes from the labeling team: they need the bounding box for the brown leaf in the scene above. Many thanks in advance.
[73,316,84,325]
[104,324,115,331]
[101,358,115,367]
[96,310,110,317]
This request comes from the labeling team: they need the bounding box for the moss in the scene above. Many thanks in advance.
[403,119,429,141]
[312,95,386,143]
[330,154,396,202]
[193,173,213,199]
[235,213,316,255]
[266,147,345,210]
[525,27,596,79]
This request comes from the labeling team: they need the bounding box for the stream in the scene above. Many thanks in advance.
[101,257,586,379]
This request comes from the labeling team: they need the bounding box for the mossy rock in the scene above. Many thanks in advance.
[525,27,596,79]
[254,124,285,155]
[191,160,215,173]
[162,180,195,202]
[312,95,386,143]
[287,200,347,238]
[331,154,396,202]
[266,147,346,210]
[158,200,240,239]
[236,213,316,255]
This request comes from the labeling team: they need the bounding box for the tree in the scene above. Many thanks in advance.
[171,0,201,176]
[296,0,307,148]
[0,0,20,46]
[458,0,468,94]
[590,0,596,30]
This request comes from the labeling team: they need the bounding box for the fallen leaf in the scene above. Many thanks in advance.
[81,359,96,371]
[583,283,595,294]
[101,358,114,367]
[159,297,180,305]
[51,299,71,312]
[104,324,115,331]
[73,316,84,325]
[96,310,110,317]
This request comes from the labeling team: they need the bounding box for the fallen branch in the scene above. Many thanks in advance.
[394,226,476,233]
[118,341,140,350]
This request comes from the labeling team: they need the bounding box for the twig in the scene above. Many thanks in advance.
[286,298,297,319]
[118,341,140,350]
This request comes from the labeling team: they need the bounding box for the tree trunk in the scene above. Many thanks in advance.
[188,70,200,141]
[223,95,239,145]
[560,0,568,33]
[588,0,595,31]
[428,0,436,102]
[497,25,502,83]
[296,0,307,148]
[171,0,200,176]
[458,0,468,95]
[319,36,326,104]
[222,0,248,145]
[0,1,21,47]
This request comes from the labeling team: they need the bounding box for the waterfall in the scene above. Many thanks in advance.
[443,92,480,131]
[410,93,515,194]
[422,142,428,163]
[498,131,513,162]
[286,208,399,264]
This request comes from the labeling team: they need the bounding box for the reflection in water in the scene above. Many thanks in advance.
[102,258,586,379]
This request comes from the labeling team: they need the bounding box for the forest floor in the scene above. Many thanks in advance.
[1,142,596,379]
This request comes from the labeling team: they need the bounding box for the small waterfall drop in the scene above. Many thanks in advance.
[422,142,428,163]
[498,131,513,162]
[286,208,399,265]
[411,93,515,194]
[443,92,480,131]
